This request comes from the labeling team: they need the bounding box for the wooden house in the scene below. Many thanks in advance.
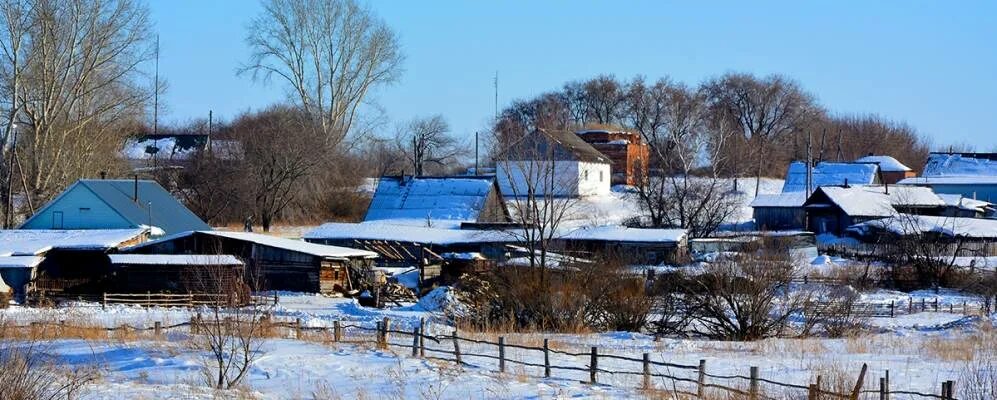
[575,129,649,186]
[123,231,377,294]
[365,175,510,226]
[496,129,612,197]
[855,154,916,184]
[803,185,946,235]
[19,178,209,235]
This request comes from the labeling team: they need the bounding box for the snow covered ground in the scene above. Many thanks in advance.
[0,290,991,399]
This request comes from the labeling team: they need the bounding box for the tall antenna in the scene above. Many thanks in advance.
[493,71,499,120]
[153,34,159,136]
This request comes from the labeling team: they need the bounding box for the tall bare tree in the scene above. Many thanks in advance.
[0,0,31,228]
[0,0,153,214]
[242,0,404,148]
[395,115,464,176]
[701,73,820,193]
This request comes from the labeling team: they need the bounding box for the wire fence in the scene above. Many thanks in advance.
[0,316,963,400]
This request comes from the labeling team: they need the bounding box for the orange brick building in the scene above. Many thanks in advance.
[575,130,649,186]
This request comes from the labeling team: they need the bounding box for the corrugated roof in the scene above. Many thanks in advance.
[782,161,879,193]
[365,176,503,223]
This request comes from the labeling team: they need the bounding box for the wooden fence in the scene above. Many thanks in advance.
[3,316,961,399]
[101,292,279,308]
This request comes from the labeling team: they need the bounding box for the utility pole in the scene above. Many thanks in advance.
[207,110,213,152]
[494,71,499,121]
[806,131,813,196]
[474,132,479,175]
[153,34,159,136]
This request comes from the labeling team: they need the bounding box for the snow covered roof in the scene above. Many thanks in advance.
[127,231,378,260]
[851,215,997,239]
[21,179,210,235]
[782,161,879,193]
[0,228,148,256]
[750,192,807,208]
[922,153,997,178]
[304,222,517,245]
[0,256,44,269]
[109,254,243,266]
[364,176,505,223]
[899,176,997,185]
[808,186,945,217]
[854,155,912,172]
[560,225,687,243]
[937,193,992,213]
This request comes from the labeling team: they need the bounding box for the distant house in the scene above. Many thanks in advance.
[496,129,612,197]
[782,161,880,193]
[19,179,210,235]
[575,130,649,186]
[802,185,946,235]
[0,228,150,300]
[122,133,241,171]
[365,176,510,226]
[124,230,378,294]
[750,192,808,230]
[855,154,916,184]
[899,152,997,202]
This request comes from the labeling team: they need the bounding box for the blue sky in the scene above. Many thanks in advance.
[150,1,996,148]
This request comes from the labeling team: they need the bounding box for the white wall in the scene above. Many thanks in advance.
[497,160,610,197]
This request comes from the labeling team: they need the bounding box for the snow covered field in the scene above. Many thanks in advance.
[1,291,992,399]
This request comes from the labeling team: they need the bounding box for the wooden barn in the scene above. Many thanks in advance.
[556,226,688,265]
[750,192,807,230]
[123,231,377,294]
[0,228,150,301]
[575,129,649,186]
[107,254,244,294]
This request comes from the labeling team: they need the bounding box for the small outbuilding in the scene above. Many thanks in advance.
[750,192,808,230]
[855,154,916,184]
[365,175,510,226]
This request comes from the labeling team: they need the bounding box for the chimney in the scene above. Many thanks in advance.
[843,178,849,188]
[133,175,139,202]
[99,171,106,180]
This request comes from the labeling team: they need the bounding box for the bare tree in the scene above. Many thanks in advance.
[581,74,625,125]
[232,105,324,232]
[626,79,739,236]
[242,0,404,148]
[395,115,464,176]
[0,0,31,228]
[702,73,820,193]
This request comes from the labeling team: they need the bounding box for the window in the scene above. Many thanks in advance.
[600,171,604,182]
[79,207,90,213]
[584,170,589,180]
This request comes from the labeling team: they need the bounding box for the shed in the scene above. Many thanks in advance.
[107,254,244,294]
[557,225,688,265]
[365,175,510,226]
[750,192,808,230]
[496,129,612,197]
[124,231,377,294]
[19,179,209,235]
[855,154,915,184]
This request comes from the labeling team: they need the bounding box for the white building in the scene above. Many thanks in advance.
[496,130,611,197]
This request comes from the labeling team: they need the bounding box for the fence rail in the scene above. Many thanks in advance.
[1,316,960,399]
[100,292,279,308]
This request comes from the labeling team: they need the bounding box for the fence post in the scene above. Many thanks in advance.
[452,330,461,365]
[940,381,949,400]
[102,293,106,310]
[543,338,551,378]
[642,353,650,390]
[295,317,302,339]
[850,363,868,400]
[808,384,818,400]
[933,298,938,312]
[190,317,197,334]
[908,297,912,313]
[589,346,598,384]
[146,291,151,307]
[889,301,894,318]
[498,336,506,373]
[749,366,759,400]
[333,320,341,342]
[948,304,953,313]
[273,291,278,305]
[419,318,426,358]
[921,298,926,311]
[411,326,419,357]
[946,380,955,400]
[382,317,391,348]
[154,321,162,336]
[879,377,886,400]
[884,370,890,400]
[697,359,706,398]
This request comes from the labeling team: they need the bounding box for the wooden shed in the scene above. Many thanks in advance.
[123,231,377,294]
[107,254,244,294]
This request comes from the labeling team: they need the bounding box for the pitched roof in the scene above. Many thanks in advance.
[501,130,610,164]
[0,228,148,256]
[125,230,378,260]
[922,153,997,178]
[851,215,997,239]
[806,186,945,217]
[108,254,244,266]
[304,222,517,246]
[22,179,210,235]
[364,176,506,223]
[750,192,808,208]
[782,161,879,193]
[854,155,912,172]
